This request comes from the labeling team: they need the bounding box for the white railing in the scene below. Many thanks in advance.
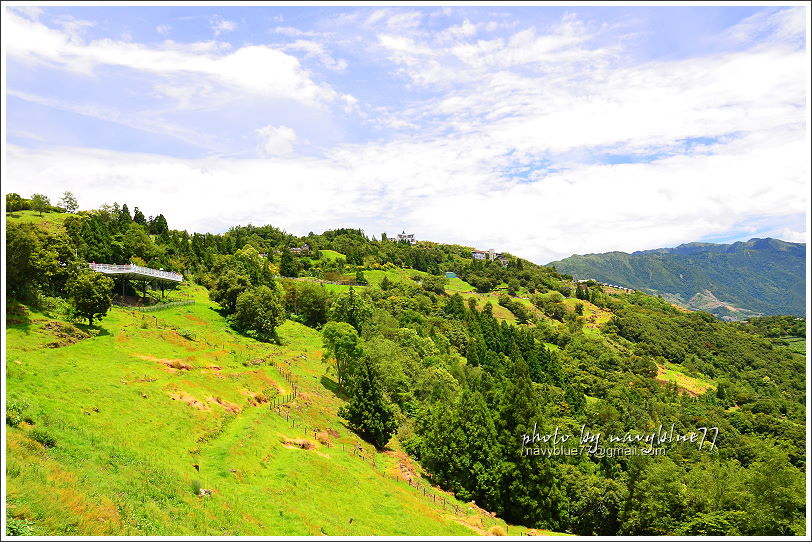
[89,263,183,282]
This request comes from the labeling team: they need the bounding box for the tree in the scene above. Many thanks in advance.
[233,285,285,342]
[233,245,277,286]
[6,223,39,296]
[296,282,331,327]
[743,448,805,535]
[133,207,147,226]
[58,191,79,213]
[421,274,447,294]
[380,275,394,290]
[123,223,158,263]
[329,288,372,333]
[6,193,26,212]
[338,357,397,449]
[117,203,132,230]
[321,321,363,390]
[149,213,169,235]
[620,457,687,535]
[66,269,114,326]
[355,269,367,285]
[30,194,50,217]
[209,269,251,314]
[280,248,298,277]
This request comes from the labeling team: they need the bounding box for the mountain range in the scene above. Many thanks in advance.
[547,238,806,319]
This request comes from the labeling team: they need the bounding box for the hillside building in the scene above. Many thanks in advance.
[472,249,508,267]
[396,231,416,244]
[290,243,311,256]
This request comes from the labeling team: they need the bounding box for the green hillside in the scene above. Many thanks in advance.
[5,283,533,536]
[547,238,806,318]
[5,207,807,536]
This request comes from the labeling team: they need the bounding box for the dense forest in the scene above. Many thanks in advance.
[5,193,808,535]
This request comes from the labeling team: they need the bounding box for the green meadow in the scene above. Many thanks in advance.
[5,283,540,536]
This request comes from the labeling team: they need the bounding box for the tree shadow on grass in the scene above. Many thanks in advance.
[6,313,34,334]
[320,375,350,401]
[209,305,229,319]
[74,323,111,337]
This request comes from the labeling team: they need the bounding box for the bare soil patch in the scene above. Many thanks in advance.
[166,390,210,410]
[42,321,90,348]
[209,396,241,414]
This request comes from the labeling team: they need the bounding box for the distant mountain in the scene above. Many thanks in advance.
[547,238,806,319]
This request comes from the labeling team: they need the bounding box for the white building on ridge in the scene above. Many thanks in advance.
[396,231,416,244]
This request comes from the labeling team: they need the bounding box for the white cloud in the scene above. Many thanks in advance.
[4,10,340,107]
[156,24,171,35]
[4,7,807,262]
[7,89,215,148]
[211,17,237,36]
[282,40,347,71]
[438,19,479,42]
[5,115,806,263]
[721,7,806,47]
[270,26,324,38]
[255,125,297,156]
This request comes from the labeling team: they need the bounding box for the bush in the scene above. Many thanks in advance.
[190,479,202,496]
[177,328,196,341]
[6,400,29,427]
[6,514,34,536]
[30,428,56,448]
[33,294,73,320]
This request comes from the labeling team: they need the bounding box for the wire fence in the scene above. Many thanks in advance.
[129,312,241,353]
[122,305,522,533]
[266,393,468,517]
[116,300,196,312]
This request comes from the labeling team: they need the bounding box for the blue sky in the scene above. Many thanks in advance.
[3,2,809,263]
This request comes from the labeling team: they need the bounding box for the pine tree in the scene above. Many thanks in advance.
[338,358,397,449]
[133,207,147,226]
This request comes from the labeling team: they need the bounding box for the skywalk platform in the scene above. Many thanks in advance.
[88,263,183,283]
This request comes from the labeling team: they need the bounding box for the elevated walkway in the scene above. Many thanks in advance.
[89,263,183,283]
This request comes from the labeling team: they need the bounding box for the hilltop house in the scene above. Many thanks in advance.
[396,231,416,244]
[472,249,508,267]
[290,243,311,256]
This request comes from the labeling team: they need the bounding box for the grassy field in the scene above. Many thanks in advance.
[561,298,613,329]
[775,336,805,355]
[316,250,345,261]
[655,362,716,396]
[361,268,430,288]
[443,277,475,293]
[6,210,71,234]
[6,281,545,536]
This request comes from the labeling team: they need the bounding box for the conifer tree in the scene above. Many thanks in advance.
[338,357,397,449]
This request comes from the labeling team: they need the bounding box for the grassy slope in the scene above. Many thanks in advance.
[6,283,544,536]
[655,363,716,396]
[6,210,71,234]
[316,250,345,261]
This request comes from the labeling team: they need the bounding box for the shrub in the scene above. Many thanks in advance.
[6,514,34,536]
[30,428,56,448]
[177,328,196,341]
[190,479,202,496]
[6,400,29,427]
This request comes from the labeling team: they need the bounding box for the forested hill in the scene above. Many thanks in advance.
[547,238,806,319]
[5,200,808,536]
